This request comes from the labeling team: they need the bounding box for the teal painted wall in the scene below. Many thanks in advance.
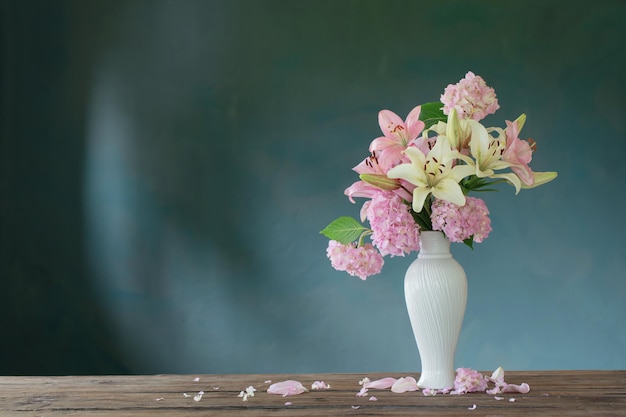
[1,0,625,375]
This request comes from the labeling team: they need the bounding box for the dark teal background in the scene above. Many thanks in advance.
[1,0,625,375]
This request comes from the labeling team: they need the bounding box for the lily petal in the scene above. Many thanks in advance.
[387,161,426,187]
[369,136,397,153]
[344,181,380,203]
[514,113,526,132]
[391,377,419,393]
[490,367,505,382]
[405,105,425,140]
[378,110,406,140]
[491,172,522,194]
[432,177,467,206]
[364,377,397,389]
[449,163,475,183]
[267,380,308,397]
[411,186,431,213]
[502,383,530,394]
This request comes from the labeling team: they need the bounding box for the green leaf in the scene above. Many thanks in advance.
[461,176,505,193]
[419,102,447,130]
[410,207,432,231]
[320,216,368,244]
[463,237,474,250]
[471,188,500,193]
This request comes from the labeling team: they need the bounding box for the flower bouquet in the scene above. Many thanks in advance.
[321,72,557,279]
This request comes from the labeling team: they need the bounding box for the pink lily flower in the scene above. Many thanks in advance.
[344,153,389,203]
[370,106,425,171]
[345,153,413,204]
[344,181,381,204]
[502,115,535,186]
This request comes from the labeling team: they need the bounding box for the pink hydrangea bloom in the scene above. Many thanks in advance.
[366,192,420,257]
[326,240,384,280]
[430,197,492,243]
[453,368,488,394]
[440,71,499,121]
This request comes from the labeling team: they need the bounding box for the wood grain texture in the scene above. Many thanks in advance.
[1,371,624,416]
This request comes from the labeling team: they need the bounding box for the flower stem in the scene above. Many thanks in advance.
[356,230,372,248]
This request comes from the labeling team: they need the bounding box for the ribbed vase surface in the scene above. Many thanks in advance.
[404,231,467,389]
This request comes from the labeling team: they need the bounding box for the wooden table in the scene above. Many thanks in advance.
[1,371,624,416]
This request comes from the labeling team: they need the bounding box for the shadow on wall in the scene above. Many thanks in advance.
[0,2,130,374]
[81,1,271,372]
[2,1,269,374]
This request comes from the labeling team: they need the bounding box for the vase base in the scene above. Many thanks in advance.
[417,371,455,390]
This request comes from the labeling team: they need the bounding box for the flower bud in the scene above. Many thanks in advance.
[514,113,526,132]
[359,174,400,190]
[446,108,462,149]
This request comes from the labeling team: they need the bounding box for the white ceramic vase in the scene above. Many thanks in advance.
[404,231,467,389]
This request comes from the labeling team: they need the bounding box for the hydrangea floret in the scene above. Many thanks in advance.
[321,72,557,279]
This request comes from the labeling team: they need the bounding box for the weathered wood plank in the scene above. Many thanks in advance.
[0,371,624,416]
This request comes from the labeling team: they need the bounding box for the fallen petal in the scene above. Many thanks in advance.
[311,381,331,390]
[351,405,361,409]
[364,377,397,389]
[193,391,204,402]
[356,387,368,397]
[193,377,200,382]
[391,377,419,393]
[369,396,378,401]
[422,388,438,396]
[509,398,516,402]
[284,401,292,406]
[494,396,504,401]
[155,398,164,401]
[267,380,308,396]
[468,404,477,410]
[502,383,530,394]
[490,366,505,383]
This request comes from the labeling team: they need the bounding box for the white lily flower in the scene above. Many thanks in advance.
[466,120,522,193]
[387,136,474,213]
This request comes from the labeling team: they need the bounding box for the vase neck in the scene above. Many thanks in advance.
[418,231,451,259]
